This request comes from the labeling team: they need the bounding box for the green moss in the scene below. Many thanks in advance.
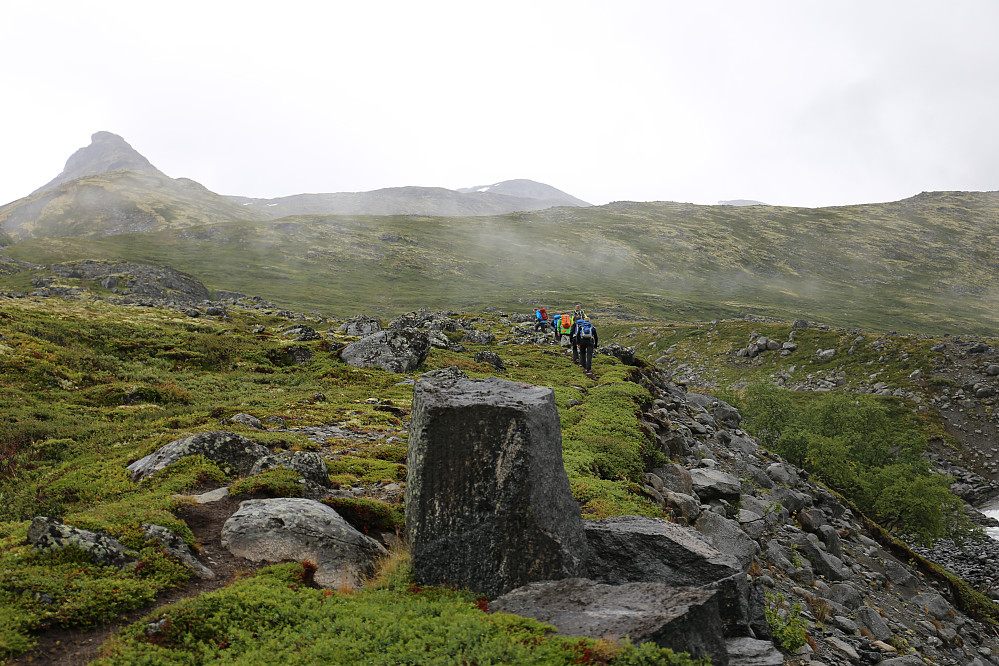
[229,468,304,498]
[326,456,406,485]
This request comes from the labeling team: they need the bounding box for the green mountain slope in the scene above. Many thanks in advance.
[0,169,269,241]
[5,190,999,334]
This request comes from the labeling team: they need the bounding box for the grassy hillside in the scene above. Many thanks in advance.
[4,190,999,334]
[0,170,268,241]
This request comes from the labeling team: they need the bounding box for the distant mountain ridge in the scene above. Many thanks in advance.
[0,132,590,240]
[226,181,588,220]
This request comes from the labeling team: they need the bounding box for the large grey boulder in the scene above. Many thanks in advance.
[221,498,385,588]
[584,516,739,586]
[127,431,270,482]
[28,516,137,568]
[790,533,848,581]
[250,451,331,487]
[406,377,588,596]
[490,578,729,666]
[689,468,742,503]
[340,328,430,373]
[695,511,761,571]
[584,516,758,638]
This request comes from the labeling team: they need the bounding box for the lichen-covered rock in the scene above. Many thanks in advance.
[406,377,588,596]
[250,451,331,487]
[428,330,465,352]
[420,366,469,382]
[230,413,263,429]
[28,516,137,568]
[283,324,321,341]
[337,316,382,337]
[461,329,495,345]
[340,328,430,373]
[221,498,385,588]
[127,431,270,481]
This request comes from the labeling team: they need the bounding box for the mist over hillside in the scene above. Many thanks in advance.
[4,189,999,335]
[2,132,999,335]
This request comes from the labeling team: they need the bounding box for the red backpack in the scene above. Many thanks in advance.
[539,308,547,320]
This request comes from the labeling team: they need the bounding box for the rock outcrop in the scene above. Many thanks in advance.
[340,329,430,373]
[406,377,588,596]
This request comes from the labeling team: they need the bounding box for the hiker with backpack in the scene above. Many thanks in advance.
[569,303,587,362]
[534,307,548,332]
[574,316,599,373]
[557,312,574,347]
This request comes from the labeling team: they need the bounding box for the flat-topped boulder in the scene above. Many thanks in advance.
[490,578,728,665]
[406,376,588,596]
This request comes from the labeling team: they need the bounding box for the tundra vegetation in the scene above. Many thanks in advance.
[0,294,992,663]
[0,298,679,663]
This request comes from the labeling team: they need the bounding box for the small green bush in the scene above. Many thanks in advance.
[741,382,974,544]
[321,497,405,535]
[764,591,808,652]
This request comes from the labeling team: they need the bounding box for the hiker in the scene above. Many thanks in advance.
[575,316,599,373]
[534,307,548,332]
[556,311,574,346]
[569,304,586,362]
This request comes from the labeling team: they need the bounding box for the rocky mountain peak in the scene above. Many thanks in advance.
[33,131,165,195]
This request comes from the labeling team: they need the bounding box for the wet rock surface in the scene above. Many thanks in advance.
[406,376,588,596]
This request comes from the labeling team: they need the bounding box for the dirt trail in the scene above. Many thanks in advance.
[11,494,254,666]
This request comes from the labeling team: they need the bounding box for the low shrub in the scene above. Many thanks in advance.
[321,497,405,535]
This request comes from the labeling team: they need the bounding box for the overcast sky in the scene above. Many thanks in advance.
[3,1,998,209]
